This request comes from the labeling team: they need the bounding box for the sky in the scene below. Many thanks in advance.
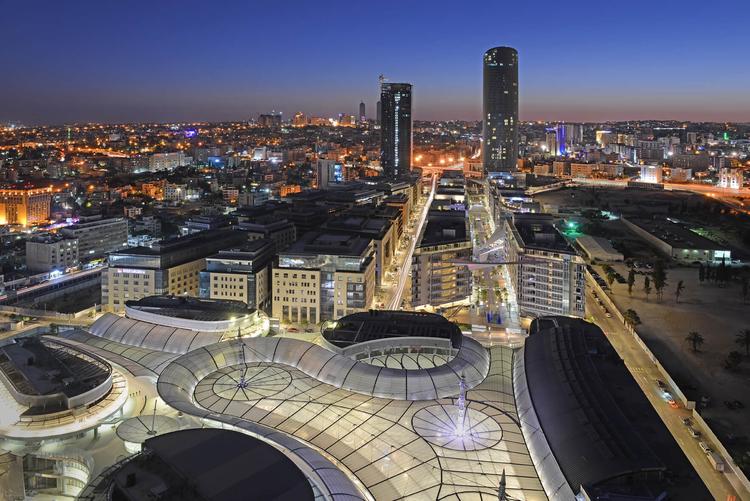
[2,0,749,125]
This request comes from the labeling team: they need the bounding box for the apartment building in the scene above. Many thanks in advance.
[200,240,274,312]
[60,215,128,260]
[102,229,247,312]
[25,234,79,273]
[411,203,472,308]
[503,213,585,318]
[272,232,375,324]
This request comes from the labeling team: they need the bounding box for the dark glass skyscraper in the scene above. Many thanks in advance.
[483,46,518,174]
[380,82,412,178]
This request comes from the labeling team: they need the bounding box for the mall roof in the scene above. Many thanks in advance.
[118,429,314,501]
[323,310,461,349]
[523,316,709,498]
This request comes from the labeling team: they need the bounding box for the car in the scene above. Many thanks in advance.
[688,427,702,438]
[605,311,613,318]
[668,399,679,409]
[681,417,692,426]
[698,442,712,454]
[656,379,666,388]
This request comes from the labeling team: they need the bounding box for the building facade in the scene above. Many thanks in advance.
[412,206,472,308]
[0,186,52,226]
[503,214,585,318]
[380,83,413,178]
[102,230,247,312]
[483,46,519,174]
[200,240,274,312]
[25,234,79,273]
[60,216,128,260]
[272,232,375,324]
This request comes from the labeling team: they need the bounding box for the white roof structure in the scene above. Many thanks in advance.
[89,313,230,354]
[158,340,545,500]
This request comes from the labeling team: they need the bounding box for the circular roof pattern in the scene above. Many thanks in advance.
[212,365,292,401]
[116,415,180,444]
[412,403,502,451]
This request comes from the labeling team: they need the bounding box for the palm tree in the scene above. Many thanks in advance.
[736,329,750,357]
[623,309,641,328]
[643,276,652,300]
[685,331,705,353]
[674,280,685,303]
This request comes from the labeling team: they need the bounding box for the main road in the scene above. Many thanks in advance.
[387,174,436,310]
[586,287,745,501]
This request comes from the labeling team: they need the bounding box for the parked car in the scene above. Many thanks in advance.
[681,417,692,426]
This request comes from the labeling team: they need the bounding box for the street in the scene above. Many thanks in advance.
[586,287,743,500]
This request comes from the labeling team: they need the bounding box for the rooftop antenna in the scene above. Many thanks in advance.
[236,327,249,389]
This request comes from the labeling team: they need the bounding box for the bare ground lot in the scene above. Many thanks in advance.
[598,264,750,460]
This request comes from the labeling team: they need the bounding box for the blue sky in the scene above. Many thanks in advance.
[2,0,749,124]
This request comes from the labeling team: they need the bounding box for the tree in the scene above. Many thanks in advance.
[675,280,685,303]
[652,260,668,301]
[604,266,617,287]
[623,309,641,328]
[627,268,636,296]
[736,329,750,357]
[685,331,705,353]
[643,276,652,300]
[724,351,743,371]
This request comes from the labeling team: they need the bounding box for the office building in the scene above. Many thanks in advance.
[503,214,585,318]
[483,46,519,173]
[718,168,743,189]
[412,203,472,308]
[380,82,413,178]
[359,101,366,122]
[200,240,275,311]
[238,189,269,207]
[60,216,128,260]
[321,212,396,287]
[237,217,296,252]
[316,158,344,188]
[102,229,247,312]
[25,233,79,273]
[272,231,375,324]
[640,165,663,184]
[0,185,52,226]
[148,152,188,172]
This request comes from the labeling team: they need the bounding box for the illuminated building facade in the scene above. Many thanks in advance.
[0,186,52,226]
[483,46,518,174]
[102,229,247,312]
[272,231,375,324]
[380,82,412,178]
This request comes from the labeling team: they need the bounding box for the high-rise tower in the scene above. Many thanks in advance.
[359,101,366,122]
[482,46,518,174]
[380,82,412,178]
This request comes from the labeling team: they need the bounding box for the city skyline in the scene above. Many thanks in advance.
[3,0,749,125]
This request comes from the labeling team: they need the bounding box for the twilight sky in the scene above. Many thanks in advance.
[2,0,749,125]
